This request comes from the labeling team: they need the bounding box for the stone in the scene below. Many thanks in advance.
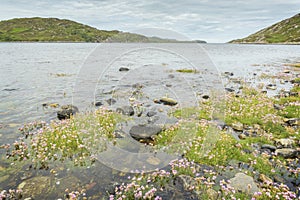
[275,138,295,148]
[119,67,130,72]
[129,125,162,141]
[94,101,103,106]
[116,106,134,116]
[202,95,210,99]
[229,173,259,194]
[231,122,244,131]
[283,70,291,73]
[225,88,235,92]
[261,144,276,152]
[273,104,283,110]
[159,97,178,106]
[285,118,300,126]
[266,84,277,90]
[206,188,218,200]
[224,72,234,76]
[18,176,51,199]
[57,105,79,120]
[238,133,247,140]
[106,98,116,105]
[147,111,157,117]
[275,148,298,158]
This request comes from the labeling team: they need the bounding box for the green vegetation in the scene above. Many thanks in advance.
[176,69,199,73]
[230,13,300,44]
[0,17,121,42]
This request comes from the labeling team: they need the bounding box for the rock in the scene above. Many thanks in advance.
[284,118,300,126]
[95,101,103,106]
[116,106,134,116]
[275,148,298,158]
[225,88,235,92]
[266,84,277,90]
[57,105,79,120]
[168,74,175,78]
[229,173,259,194]
[261,144,276,152]
[129,125,162,141]
[273,104,284,110]
[261,90,267,94]
[156,97,178,106]
[283,70,291,73]
[231,122,244,131]
[224,72,234,76]
[18,176,51,199]
[146,156,161,165]
[275,138,295,148]
[106,98,116,105]
[259,174,273,184]
[206,188,218,200]
[291,79,300,84]
[202,95,210,99]
[238,133,247,140]
[147,111,157,117]
[119,67,130,72]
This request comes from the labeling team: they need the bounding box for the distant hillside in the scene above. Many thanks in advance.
[230,13,300,44]
[0,17,206,43]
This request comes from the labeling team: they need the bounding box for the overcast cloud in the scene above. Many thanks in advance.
[0,0,299,42]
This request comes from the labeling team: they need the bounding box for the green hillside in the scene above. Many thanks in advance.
[0,17,206,43]
[230,13,300,44]
[0,17,122,42]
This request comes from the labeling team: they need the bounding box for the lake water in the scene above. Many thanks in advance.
[0,43,300,198]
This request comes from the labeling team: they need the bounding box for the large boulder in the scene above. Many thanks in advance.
[129,124,162,141]
[57,105,79,120]
[275,148,298,158]
[229,173,259,194]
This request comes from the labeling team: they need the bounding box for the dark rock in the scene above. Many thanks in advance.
[57,105,79,120]
[285,118,300,126]
[224,72,234,76]
[261,90,267,94]
[132,83,143,89]
[225,88,235,92]
[266,84,277,90]
[291,79,300,84]
[116,106,134,116]
[129,125,162,141]
[147,111,157,117]
[261,144,276,152]
[106,98,116,105]
[119,67,130,72]
[166,84,172,87]
[95,101,103,107]
[3,88,18,91]
[202,95,210,99]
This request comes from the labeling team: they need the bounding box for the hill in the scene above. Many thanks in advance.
[0,17,206,43]
[230,13,300,44]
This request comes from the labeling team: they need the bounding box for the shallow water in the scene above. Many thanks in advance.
[0,43,300,198]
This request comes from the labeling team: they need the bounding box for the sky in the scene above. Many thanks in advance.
[0,0,299,43]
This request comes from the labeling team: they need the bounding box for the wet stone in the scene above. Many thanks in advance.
[57,105,79,120]
[129,124,162,141]
[116,106,134,116]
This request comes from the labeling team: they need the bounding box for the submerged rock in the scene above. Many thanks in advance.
[106,98,116,105]
[229,173,259,194]
[119,67,130,72]
[129,124,162,141]
[18,176,52,199]
[116,106,134,116]
[57,105,79,120]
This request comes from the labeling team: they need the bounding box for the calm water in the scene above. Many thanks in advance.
[0,43,300,198]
